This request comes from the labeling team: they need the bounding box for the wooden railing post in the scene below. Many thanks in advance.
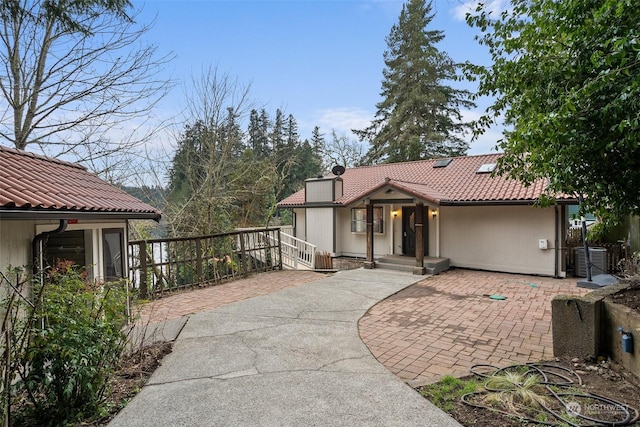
[196,238,203,284]
[277,228,283,270]
[139,241,148,299]
[238,231,248,277]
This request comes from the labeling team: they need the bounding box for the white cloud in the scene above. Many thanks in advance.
[304,107,374,139]
[301,107,504,155]
[452,0,509,22]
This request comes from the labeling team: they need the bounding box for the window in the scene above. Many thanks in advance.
[433,158,452,168]
[351,207,384,233]
[476,163,497,174]
[44,230,86,268]
[102,228,124,281]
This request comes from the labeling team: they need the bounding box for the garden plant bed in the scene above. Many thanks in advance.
[76,341,173,426]
[609,279,640,311]
[418,357,640,426]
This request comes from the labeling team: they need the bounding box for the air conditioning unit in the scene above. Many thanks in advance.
[574,247,608,277]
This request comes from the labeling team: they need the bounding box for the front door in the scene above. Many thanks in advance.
[402,206,428,257]
[402,207,416,256]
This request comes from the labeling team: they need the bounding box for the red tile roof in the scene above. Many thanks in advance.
[278,153,570,207]
[0,145,161,220]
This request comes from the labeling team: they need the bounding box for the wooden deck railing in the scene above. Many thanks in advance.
[128,228,282,299]
[236,228,317,270]
[566,240,627,275]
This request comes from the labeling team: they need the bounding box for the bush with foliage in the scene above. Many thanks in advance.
[2,261,131,426]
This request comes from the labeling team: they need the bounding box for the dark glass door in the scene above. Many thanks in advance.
[402,206,428,257]
[102,228,124,281]
[402,207,416,256]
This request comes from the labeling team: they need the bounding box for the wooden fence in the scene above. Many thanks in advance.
[566,239,627,275]
[128,228,282,299]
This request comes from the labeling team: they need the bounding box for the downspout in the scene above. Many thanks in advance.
[32,219,68,274]
[554,205,559,278]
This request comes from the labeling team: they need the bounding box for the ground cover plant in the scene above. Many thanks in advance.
[419,359,640,426]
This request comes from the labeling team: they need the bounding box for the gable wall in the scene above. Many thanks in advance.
[440,205,557,276]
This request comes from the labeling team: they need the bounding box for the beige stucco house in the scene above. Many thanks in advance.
[277,153,576,277]
[0,145,161,282]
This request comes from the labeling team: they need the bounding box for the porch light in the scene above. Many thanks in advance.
[392,210,398,217]
[432,209,437,219]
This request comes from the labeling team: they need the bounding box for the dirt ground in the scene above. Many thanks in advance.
[420,357,640,426]
[609,278,640,310]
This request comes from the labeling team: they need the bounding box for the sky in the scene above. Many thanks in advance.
[133,0,506,156]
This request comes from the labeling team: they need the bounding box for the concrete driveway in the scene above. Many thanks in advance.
[358,268,591,387]
[111,269,461,427]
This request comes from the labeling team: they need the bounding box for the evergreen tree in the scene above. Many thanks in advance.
[221,107,245,157]
[273,113,322,200]
[270,109,286,154]
[310,126,325,156]
[285,114,299,149]
[248,108,270,158]
[354,0,475,164]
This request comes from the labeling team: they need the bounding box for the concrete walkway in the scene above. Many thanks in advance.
[110,269,461,427]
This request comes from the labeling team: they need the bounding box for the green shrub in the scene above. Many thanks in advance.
[7,261,130,426]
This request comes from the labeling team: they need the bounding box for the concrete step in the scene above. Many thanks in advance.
[375,261,439,275]
[375,256,449,275]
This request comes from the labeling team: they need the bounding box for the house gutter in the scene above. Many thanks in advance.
[439,199,579,206]
[0,209,161,221]
[31,219,68,274]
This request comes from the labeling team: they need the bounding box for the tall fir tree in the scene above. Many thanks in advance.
[354,0,475,164]
[270,109,286,154]
[247,108,271,158]
[310,126,325,156]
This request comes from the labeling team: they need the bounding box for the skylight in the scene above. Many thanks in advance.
[433,158,452,168]
[476,163,497,174]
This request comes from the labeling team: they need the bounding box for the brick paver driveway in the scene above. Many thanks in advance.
[358,268,591,386]
[137,270,326,324]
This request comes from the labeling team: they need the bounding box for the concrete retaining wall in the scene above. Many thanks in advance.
[552,281,639,379]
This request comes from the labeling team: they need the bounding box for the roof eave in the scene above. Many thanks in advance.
[440,198,579,206]
[0,209,162,222]
[277,202,340,209]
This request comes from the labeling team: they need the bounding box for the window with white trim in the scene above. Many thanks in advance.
[351,207,384,233]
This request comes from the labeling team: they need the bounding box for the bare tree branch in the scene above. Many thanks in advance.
[0,0,174,169]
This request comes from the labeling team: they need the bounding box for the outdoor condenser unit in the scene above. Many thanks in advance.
[574,247,608,277]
